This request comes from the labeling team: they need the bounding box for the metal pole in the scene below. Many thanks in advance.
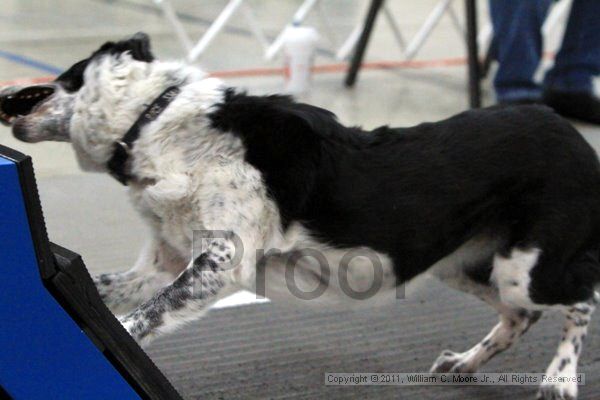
[265,0,320,60]
[345,0,385,87]
[337,3,405,61]
[403,0,453,60]
[382,5,406,50]
[154,0,193,52]
[240,1,269,51]
[465,0,481,108]
[188,0,244,62]
[336,23,363,60]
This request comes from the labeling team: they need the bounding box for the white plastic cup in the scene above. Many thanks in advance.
[282,24,319,94]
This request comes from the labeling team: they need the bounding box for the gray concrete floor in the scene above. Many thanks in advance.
[2,1,600,399]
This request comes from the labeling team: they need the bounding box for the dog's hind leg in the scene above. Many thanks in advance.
[429,240,543,373]
[430,304,541,373]
[492,245,600,400]
[430,255,541,373]
[537,293,598,400]
[93,238,187,315]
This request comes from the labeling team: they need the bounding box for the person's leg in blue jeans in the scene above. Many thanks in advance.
[489,0,553,103]
[543,0,600,124]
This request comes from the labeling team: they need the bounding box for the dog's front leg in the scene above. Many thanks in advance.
[118,252,238,346]
[93,238,187,315]
[119,160,278,345]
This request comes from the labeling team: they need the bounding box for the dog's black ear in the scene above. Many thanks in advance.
[55,33,155,92]
[55,58,90,92]
[94,32,155,62]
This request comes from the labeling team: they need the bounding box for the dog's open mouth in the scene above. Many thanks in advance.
[0,85,55,125]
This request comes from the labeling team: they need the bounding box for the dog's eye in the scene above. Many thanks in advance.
[1,85,55,117]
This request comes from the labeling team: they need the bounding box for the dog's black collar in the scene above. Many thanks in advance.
[107,86,181,185]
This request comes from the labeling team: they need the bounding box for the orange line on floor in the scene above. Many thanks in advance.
[0,76,57,86]
[0,49,560,87]
[0,56,470,86]
[211,56,469,77]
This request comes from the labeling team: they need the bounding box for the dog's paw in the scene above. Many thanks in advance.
[118,316,135,336]
[118,314,154,347]
[92,274,111,297]
[536,381,577,400]
[429,350,475,373]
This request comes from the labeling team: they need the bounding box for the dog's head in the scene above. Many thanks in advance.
[0,33,162,170]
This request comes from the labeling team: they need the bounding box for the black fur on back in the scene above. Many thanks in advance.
[209,89,600,304]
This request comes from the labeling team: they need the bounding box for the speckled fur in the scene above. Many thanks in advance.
[4,34,600,399]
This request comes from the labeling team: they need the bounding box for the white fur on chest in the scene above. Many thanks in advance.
[129,179,197,257]
[128,154,279,264]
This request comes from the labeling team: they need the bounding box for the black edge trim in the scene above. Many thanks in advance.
[50,243,182,400]
[0,145,182,400]
[0,144,55,279]
[0,384,12,400]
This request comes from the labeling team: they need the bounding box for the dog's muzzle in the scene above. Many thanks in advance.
[0,85,56,125]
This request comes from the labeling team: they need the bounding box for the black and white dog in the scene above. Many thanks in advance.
[2,34,599,399]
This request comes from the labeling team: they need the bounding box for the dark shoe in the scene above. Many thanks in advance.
[542,89,600,125]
